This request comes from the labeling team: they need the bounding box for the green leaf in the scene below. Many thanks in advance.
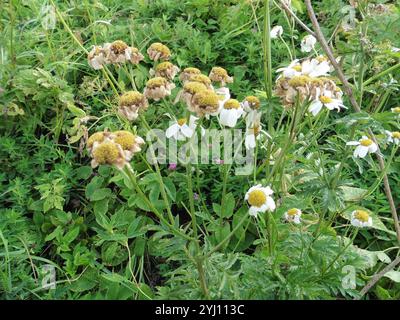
[221,193,235,218]
[384,271,400,283]
[340,186,367,202]
[94,199,109,216]
[64,226,80,244]
[89,188,112,202]
[76,166,93,180]
[67,103,86,117]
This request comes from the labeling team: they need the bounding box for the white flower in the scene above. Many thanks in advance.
[346,136,378,158]
[245,125,261,150]
[270,26,283,39]
[276,59,302,79]
[166,116,198,141]
[391,107,400,114]
[300,35,317,53]
[218,99,244,128]
[308,88,346,116]
[245,184,276,217]
[392,47,400,53]
[301,58,330,77]
[284,208,302,224]
[351,210,373,228]
[385,130,400,145]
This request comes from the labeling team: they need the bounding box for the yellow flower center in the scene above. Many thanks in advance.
[393,107,400,113]
[360,138,373,146]
[149,42,171,56]
[292,65,302,71]
[247,190,267,207]
[183,67,201,75]
[93,142,120,164]
[113,131,135,150]
[194,90,219,107]
[319,95,333,104]
[316,55,327,63]
[146,77,167,88]
[111,40,128,54]
[245,96,260,109]
[156,61,173,71]
[190,74,212,85]
[224,99,240,110]
[119,91,144,106]
[183,81,207,94]
[87,132,105,148]
[392,131,400,139]
[211,66,228,77]
[354,210,370,222]
[287,208,299,216]
[177,118,187,126]
[288,75,312,87]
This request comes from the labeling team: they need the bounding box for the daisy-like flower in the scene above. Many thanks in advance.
[270,25,283,39]
[276,59,302,79]
[308,88,346,116]
[118,91,148,121]
[128,47,144,64]
[283,208,302,224]
[300,35,317,53]
[144,77,175,101]
[112,130,145,160]
[178,81,208,112]
[391,107,400,114]
[242,96,261,124]
[385,130,400,145]
[346,136,378,158]
[103,40,133,64]
[153,61,180,80]
[219,99,244,128]
[208,67,233,87]
[147,42,171,61]
[301,58,330,78]
[189,74,213,89]
[245,185,276,217]
[91,141,126,169]
[191,90,220,117]
[245,122,261,150]
[88,45,107,70]
[351,210,373,228]
[166,116,198,141]
[179,67,202,83]
[215,86,231,110]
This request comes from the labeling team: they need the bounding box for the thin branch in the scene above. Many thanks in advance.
[356,254,400,299]
[277,0,316,37]
[304,0,400,243]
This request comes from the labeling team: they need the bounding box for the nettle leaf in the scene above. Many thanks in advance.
[339,186,367,202]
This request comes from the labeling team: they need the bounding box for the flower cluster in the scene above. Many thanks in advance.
[275,56,346,116]
[88,40,144,69]
[86,130,144,170]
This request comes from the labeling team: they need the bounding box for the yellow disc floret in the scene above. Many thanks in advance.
[111,40,128,54]
[119,91,144,106]
[92,142,120,164]
[392,131,400,139]
[194,90,219,107]
[183,81,207,94]
[247,190,267,207]
[156,61,173,71]
[149,43,171,56]
[224,99,240,110]
[288,75,312,87]
[354,210,370,222]
[287,208,299,216]
[177,118,187,126]
[320,95,333,104]
[183,67,201,75]
[245,96,260,109]
[211,67,228,77]
[87,132,105,148]
[292,65,302,72]
[146,77,167,88]
[113,131,135,150]
[360,138,373,147]
[190,74,212,86]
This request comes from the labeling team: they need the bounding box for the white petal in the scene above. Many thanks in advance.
[166,124,180,138]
